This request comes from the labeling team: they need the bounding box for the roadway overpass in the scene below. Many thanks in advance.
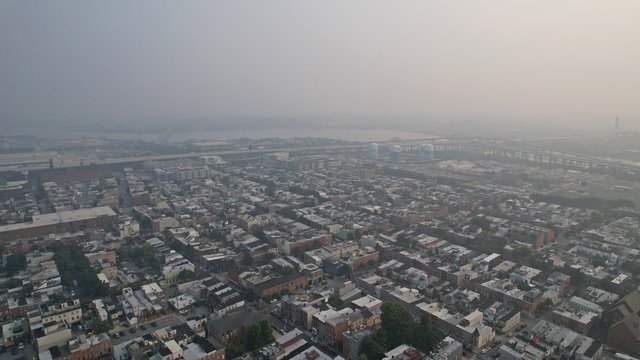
[2,138,639,175]
[0,144,371,172]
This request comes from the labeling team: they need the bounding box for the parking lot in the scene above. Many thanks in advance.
[110,314,185,346]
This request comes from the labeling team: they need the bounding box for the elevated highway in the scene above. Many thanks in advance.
[2,138,639,175]
[0,144,370,172]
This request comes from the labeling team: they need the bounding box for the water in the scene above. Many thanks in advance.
[5,126,436,143]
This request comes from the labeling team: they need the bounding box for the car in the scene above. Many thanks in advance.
[481,348,488,354]
[140,324,147,330]
[70,290,75,296]
[18,342,24,350]
[113,332,120,338]
[12,347,19,355]
[73,280,78,286]
[151,322,157,327]
[129,328,137,334]
[119,331,125,337]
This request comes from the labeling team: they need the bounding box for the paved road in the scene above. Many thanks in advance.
[0,145,370,172]
[0,345,35,360]
[111,314,185,346]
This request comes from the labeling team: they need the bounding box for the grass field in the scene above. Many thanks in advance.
[550,180,640,208]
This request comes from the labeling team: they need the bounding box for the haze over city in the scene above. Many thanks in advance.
[1,1,639,134]
[3,3,640,360]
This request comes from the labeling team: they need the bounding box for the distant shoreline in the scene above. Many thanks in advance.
[3,127,436,143]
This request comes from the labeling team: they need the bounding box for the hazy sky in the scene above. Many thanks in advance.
[1,1,638,130]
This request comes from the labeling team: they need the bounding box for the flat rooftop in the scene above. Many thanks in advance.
[0,206,116,232]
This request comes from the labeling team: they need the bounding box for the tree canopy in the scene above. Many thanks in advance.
[51,244,108,298]
[93,320,111,334]
[117,245,156,268]
[225,343,243,359]
[360,302,443,360]
[531,193,635,210]
[5,253,27,275]
[247,319,273,350]
[470,216,491,230]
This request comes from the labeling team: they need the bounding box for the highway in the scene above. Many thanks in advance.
[0,144,370,172]
[2,138,640,174]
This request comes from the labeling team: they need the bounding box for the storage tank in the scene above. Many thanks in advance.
[418,144,434,161]
[369,143,379,159]
[390,145,402,162]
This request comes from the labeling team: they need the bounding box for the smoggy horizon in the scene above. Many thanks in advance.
[1,1,639,132]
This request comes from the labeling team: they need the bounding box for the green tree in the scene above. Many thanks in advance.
[6,278,22,288]
[589,211,604,225]
[537,298,553,313]
[471,216,491,230]
[361,332,387,360]
[512,247,532,260]
[360,302,443,359]
[409,317,443,352]
[516,281,531,291]
[381,302,413,348]
[259,319,273,344]
[247,320,273,350]
[396,233,409,247]
[117,245,156,268]
[93,320,112,334]
[5,253,27,275]
[177,270,196,281]
[247,322,262,350]
[357,354,368,360]
[254,229,267,242]
[242,253,254,266]
[328,295,348,310]
[51,244,108,298]
[225,343,243,359]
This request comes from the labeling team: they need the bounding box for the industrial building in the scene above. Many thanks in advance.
[0,206,117,242]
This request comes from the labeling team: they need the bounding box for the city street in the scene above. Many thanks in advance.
[110,314,185,346]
